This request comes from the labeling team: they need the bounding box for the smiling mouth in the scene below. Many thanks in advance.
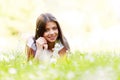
[49,37,56,40]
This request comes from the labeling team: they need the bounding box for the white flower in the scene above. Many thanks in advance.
[50,57,57,63]
[8,68,17,74]
[9,55,15,60]
[29,74,35,79]
[67,71,75,79]
[85,54,94,62]
[29,60,33,65]
[38,65,47,69]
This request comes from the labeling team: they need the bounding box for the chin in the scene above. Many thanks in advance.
[48,39,56,43]
[49,40,56,43]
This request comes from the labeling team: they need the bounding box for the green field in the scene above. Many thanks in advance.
[0,50,120,80]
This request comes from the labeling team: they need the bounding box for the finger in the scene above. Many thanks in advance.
[36,38,47,45]
[43,44,48,50]
[37,37,47,43]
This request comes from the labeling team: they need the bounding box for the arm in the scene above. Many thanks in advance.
[34,37,48,60]
[34,48,43,60]
[26,36,36,61]
[58,47,67,56]
[26,45,35,61]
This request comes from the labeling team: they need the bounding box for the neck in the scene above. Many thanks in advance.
[48,42,55,51]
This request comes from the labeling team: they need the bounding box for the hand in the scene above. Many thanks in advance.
[36,37,48,50]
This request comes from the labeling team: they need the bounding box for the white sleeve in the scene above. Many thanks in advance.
[26,37,37,51]
[26,37,34,47]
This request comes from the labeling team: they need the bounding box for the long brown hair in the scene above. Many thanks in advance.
[26,13,70,61]
[35,13,70,50]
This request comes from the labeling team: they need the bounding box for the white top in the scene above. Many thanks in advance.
[27,37,64,63]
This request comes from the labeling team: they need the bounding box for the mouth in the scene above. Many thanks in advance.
[48,36,56,41]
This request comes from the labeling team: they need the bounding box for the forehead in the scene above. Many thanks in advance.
[46,21,57,28]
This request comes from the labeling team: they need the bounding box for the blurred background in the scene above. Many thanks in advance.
[0,0,120,53]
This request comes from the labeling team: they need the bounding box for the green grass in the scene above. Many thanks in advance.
[0,50,120,80]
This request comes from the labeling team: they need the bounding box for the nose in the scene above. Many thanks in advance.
[49,30,54,34]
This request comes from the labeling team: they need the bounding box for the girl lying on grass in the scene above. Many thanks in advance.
[26,13,70,63]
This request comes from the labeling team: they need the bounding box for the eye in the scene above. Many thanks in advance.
[53,26,58,30]
[45,28,49,32]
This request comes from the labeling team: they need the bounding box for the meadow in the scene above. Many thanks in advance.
[0,50,120,80]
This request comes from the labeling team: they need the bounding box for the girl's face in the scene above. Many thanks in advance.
[43,21,58,43]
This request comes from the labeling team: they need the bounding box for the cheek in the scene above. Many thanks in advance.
[43,32,47,38]
[56,30,59,35]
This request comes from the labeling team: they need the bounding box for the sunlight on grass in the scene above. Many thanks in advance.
[0,51,120,80]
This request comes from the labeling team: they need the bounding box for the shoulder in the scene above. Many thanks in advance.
[26,36,34,47]
[26,36,36,51]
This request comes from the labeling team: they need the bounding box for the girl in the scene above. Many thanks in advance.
[26,13,70,62]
